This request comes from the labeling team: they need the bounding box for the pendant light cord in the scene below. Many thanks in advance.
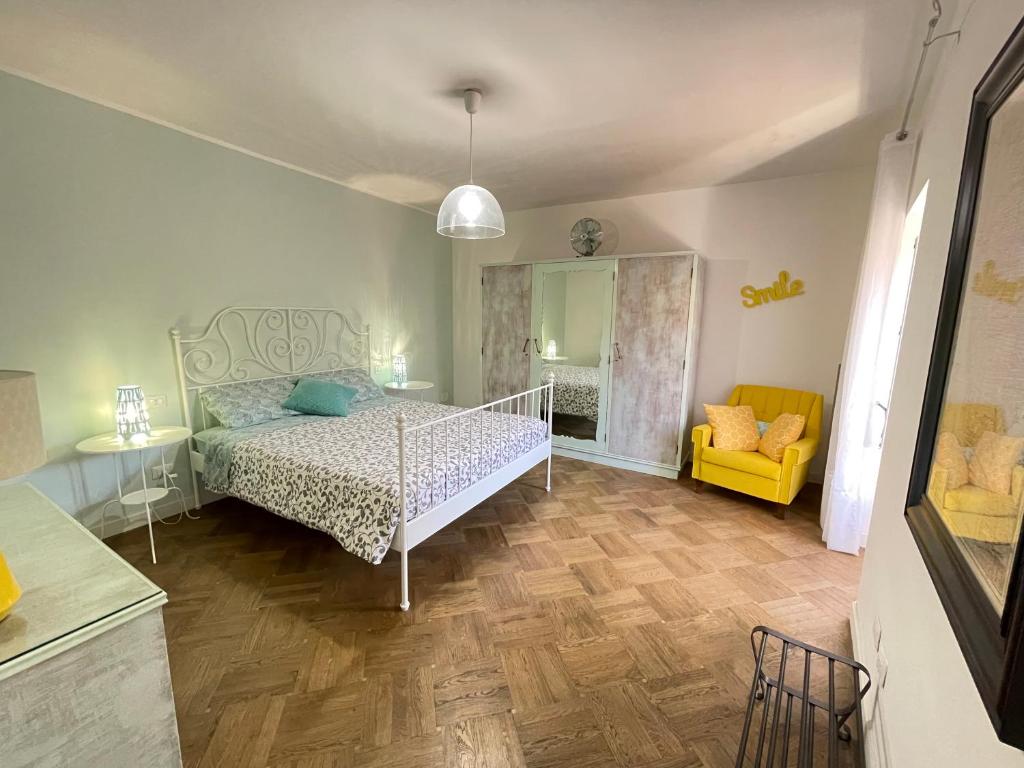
[468,112,474,184]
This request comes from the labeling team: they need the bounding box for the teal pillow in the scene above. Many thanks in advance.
[282,378,357,417]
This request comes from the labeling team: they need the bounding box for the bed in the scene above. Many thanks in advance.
[543,363,600,422]
[171,307,552,610]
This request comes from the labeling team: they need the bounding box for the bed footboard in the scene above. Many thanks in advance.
[394,383,554,611]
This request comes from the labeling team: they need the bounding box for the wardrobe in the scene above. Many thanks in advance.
[481,252,701,478]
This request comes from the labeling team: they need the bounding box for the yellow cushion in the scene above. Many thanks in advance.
[704,404,760,451]
[758,413,806,462]
[968,431,1024,495]
[935,431,969,489]
[702,446,782,480]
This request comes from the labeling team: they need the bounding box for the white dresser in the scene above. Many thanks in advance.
[0,483,182,767]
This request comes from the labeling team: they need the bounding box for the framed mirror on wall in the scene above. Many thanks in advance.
[906,17,1024,749]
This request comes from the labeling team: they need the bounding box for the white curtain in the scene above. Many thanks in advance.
[821,131,918,554]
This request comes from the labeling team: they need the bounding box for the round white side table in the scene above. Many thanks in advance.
[76,426,194,563]
[384,381,435,401]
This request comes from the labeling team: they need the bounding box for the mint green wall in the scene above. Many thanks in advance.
[0,71,452,523]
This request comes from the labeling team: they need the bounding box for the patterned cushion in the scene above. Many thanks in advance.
[758,413,806,462]
[283,378,357,417]
[200,378,298,428]
[704,404,760,452]
[934,431,969,490]
[310,369,383,403]
[968,431,1024,495]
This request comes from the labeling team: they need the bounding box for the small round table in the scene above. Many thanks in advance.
[384,381,434,401]
[76,426,195,563]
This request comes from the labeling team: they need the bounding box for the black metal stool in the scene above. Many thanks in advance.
[736,626,871,767]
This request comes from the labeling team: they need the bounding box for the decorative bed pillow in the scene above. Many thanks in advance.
[934,431,969,489]
[968,431,1024,495]
[758,413,806,462]
[283,378,357,417]
[199,378,298,428]
[704,404,760,451]
[310,369,383,403]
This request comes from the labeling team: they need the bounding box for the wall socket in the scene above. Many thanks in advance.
[150,462,174,482]
[149,394,168,408]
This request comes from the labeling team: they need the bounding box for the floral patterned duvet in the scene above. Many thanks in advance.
[543,364,600,421]
[201,397,548,564]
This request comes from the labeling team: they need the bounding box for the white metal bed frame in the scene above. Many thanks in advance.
[170,306,552,611]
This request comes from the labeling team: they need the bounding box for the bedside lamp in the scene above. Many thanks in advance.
[115,385,151,443]
[392,355,408,386]
[546,339,557,359]
[0,371,47,621]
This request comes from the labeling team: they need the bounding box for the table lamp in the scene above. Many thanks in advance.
[0,371,46,621]
[115,385,151,443]
[392,355,408,386]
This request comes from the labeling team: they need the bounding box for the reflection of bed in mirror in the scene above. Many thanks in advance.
[543,363,600,440]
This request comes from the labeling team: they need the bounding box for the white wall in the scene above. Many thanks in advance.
[453,168,875,477]
[0,72,453,529]
[854,2,1024,766]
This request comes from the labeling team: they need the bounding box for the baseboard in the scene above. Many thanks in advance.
[86,496,196,540]
[552,446,680,479]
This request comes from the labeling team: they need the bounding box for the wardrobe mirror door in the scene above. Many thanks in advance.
[533,261,614,448]
[482,264,532,403]
[609,254,693,466]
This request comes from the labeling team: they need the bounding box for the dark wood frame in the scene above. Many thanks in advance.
[906,15,1024,750]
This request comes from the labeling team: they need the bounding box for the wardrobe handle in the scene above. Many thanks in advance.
[522,337,531,356]
[534,338,542,355]
[613,342,623,361]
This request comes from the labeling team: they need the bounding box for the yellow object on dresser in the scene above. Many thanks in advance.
[692,385,823,512]
[0,553,21,621]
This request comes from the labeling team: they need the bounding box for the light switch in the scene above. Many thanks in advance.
[149,394,168,408]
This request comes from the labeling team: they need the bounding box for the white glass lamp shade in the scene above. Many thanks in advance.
[545,340,557,358]
[436,184,505,239]
[115,385,151,443]
[392,355,408,386]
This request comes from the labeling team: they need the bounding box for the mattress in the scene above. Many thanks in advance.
[200,396,547,564]
[543,364,600,422]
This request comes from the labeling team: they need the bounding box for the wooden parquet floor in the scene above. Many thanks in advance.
[108,456,862,768]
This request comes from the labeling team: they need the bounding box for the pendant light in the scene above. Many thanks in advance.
[437,89,505,239]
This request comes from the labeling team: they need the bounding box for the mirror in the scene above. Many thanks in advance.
[536,264,612,444]
[924,80,1024,612]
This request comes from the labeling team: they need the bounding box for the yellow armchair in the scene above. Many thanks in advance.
[691,385,824,515]
[927,403,1022,544]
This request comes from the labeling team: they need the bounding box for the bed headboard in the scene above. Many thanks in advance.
[170,306,371,433]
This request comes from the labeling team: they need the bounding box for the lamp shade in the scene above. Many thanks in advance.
[0,371,46,481]
[392,355,408,386]
[436,184,505,239]
[115,385,151,443]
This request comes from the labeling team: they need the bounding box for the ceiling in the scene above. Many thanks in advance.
[0,1,931,212]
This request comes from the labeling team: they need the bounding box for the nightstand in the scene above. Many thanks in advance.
[76,426,194,563]
[384,381,435,401]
